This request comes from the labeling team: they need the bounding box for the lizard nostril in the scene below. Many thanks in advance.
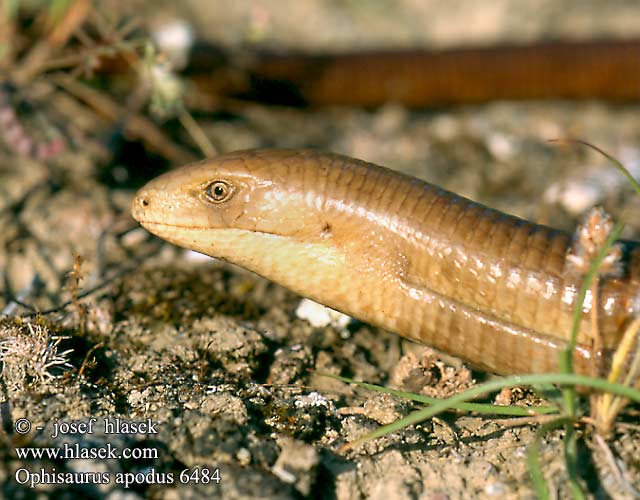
[140,197,149,207]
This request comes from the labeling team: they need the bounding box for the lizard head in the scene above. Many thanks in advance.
[131,149,335,262]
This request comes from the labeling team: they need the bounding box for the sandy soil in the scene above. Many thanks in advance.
[0,1,639,498]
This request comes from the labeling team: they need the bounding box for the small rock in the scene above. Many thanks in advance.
[272,438,320,496]
[295,298,352,329]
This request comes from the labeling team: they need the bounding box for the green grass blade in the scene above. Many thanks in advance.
[4,0,19,18]
[531,383,564,405]
[559,139,640,197]
[564,424,586,500]
[341,373,640,450]
[564,221,625,365]
[560,221,624,416]
[48,0,73,24]
[528,417,569,500]
[322,372,559,416]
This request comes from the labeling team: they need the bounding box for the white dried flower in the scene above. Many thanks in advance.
[0,322,73,390]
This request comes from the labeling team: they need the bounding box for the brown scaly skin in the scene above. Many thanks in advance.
[132,149,640,375]
[191,40,640,107]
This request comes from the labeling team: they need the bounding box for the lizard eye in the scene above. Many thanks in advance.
[204,180,234,203]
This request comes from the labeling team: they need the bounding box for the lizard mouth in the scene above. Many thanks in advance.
[138,220,281,236]
[137,220,210,231]
[135,221,216,245]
